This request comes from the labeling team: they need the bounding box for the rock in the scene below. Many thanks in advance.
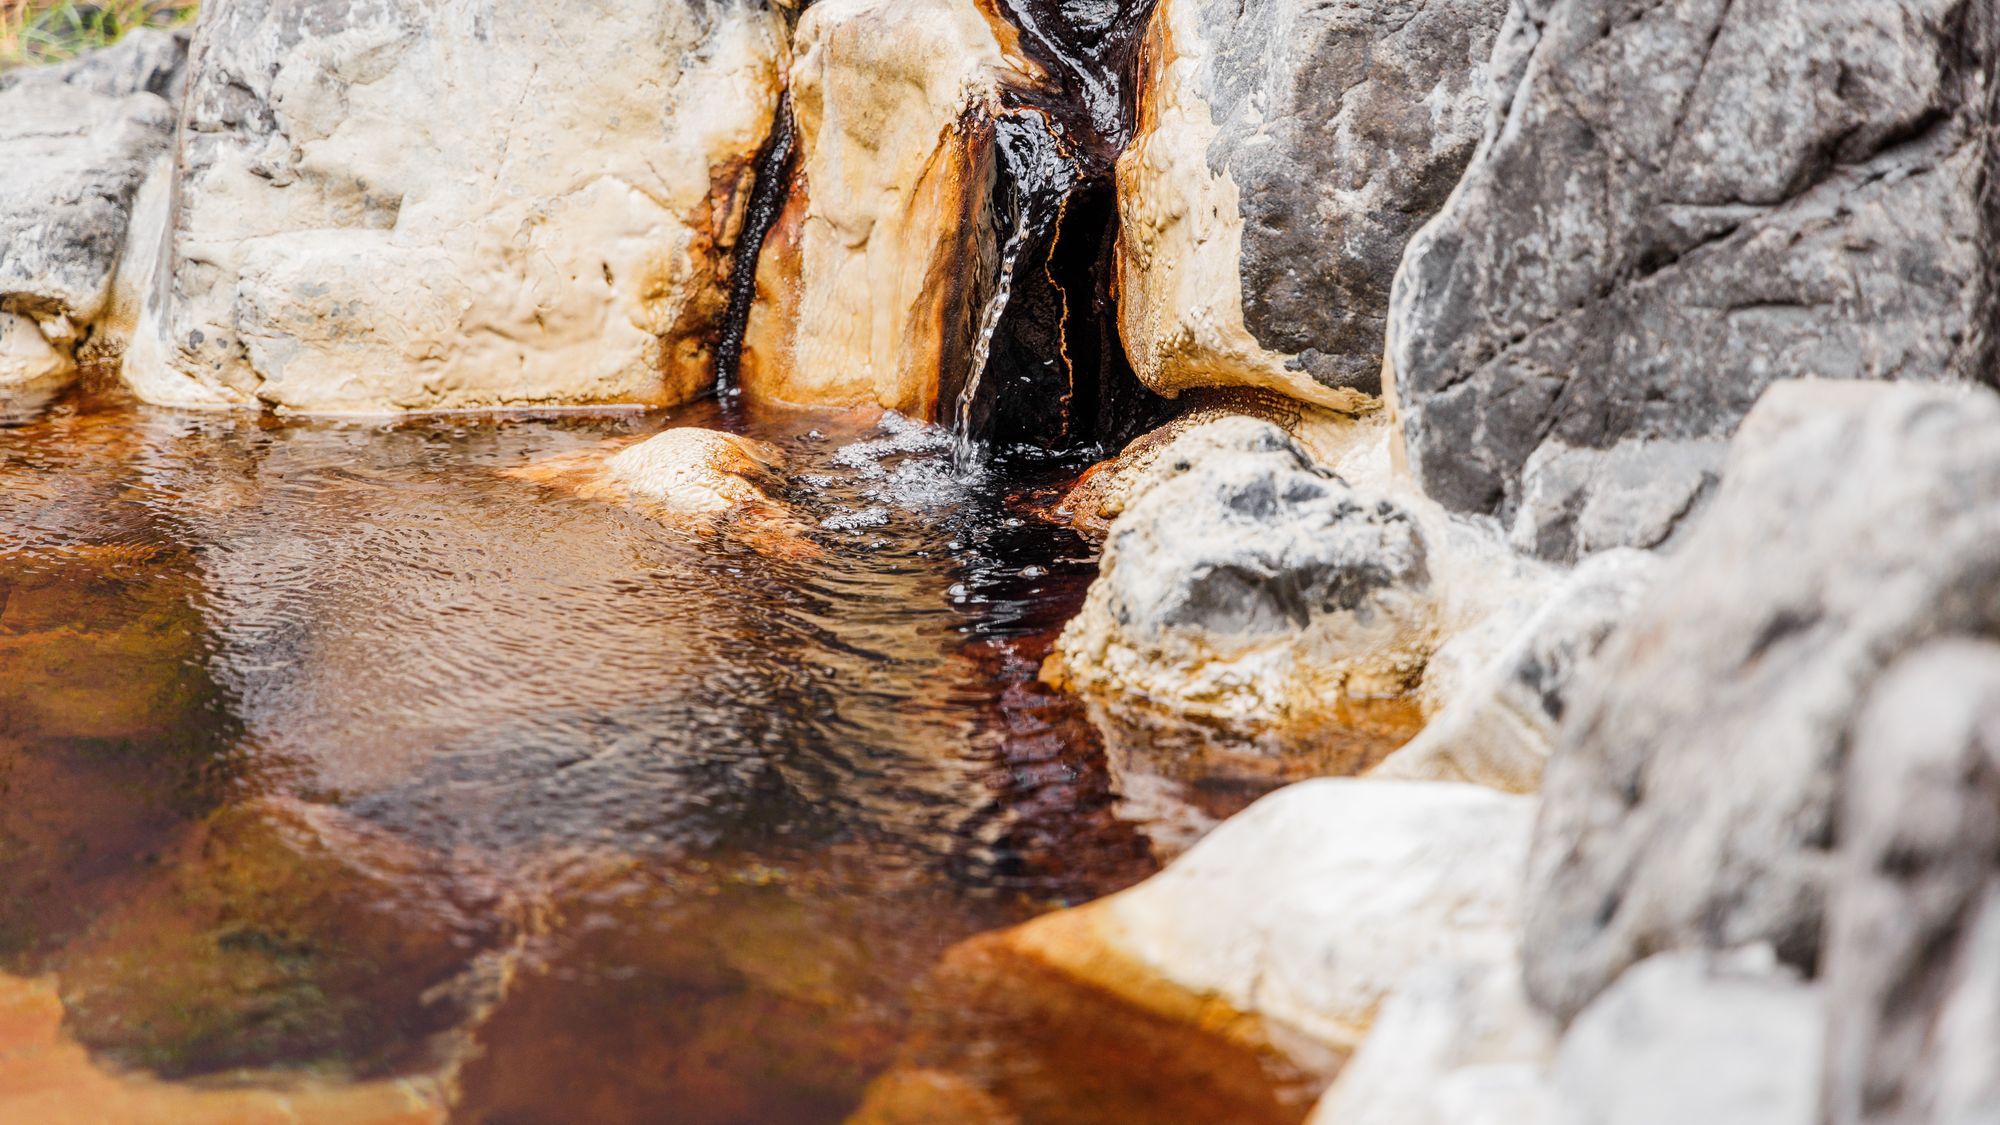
[1371,548,1657,793]
[1524,380,2000,1021]
[991,779,1528,1068]
[1388,0,1992,562]
[1052,416,1435,721]
[123,0,786,413]
[501,426,807,554]
[739,0,1031,414]
[0,32,185,408]
[1548,949,1825,1125]
[1824,641,2000,1125]
[1116,0,1507,410]
[1305,962,1555,1125]
[0,970,443,1125]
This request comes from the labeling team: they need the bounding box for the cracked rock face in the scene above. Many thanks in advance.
[1116,0,1506,411]
[740,0,1033,416]
[0,29,186,409]
[1523,380,2000,1024]
[1388,0,1993,562]
[1053,416,1433,720]
[122,0,785,413]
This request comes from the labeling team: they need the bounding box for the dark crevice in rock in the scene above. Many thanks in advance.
[954,0,1172,458]
[713,89,797,400]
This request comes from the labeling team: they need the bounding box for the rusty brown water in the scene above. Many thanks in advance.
[0,392,1412,1122]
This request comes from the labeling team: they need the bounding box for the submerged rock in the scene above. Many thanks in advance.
[1824,641,2000,1125]
[122,0,786,413]
[0,29,185,412]
[739,0,1033,414]
[1524,380,2000,1021]
[1053,417,1434,721]
[1371,547,1657,793]
[1115,0,1506,410]
[1388,0,1992,561]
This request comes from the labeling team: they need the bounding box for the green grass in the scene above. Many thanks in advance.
[0,1,198,71]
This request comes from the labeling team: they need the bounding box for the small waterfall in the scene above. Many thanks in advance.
[953,203,1037,467]
[713,92,798,400]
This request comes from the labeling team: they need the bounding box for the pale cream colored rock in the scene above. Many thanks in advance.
[1307,963,1555,1125]
[977,779,1533,1084]
[0,312,76,404]
[740,0,1034,415]
[125,0,786,414]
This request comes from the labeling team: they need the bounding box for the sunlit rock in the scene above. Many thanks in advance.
[1525,380,2000,1022]
[1547,950,1825,1125]
[1370,547,1657,793]
[0,29,185,411]
[1305,963,1554,1125]
[123,0,786,413]
[739,0,1033,415]
[1388,0,1992,561]
[1114,0,1506,411]
[503,426,810,555]
[860,779,1532,1119]
[1825,641,2000,1125]
[1051,417,1436,722]
[0,971,442,1125]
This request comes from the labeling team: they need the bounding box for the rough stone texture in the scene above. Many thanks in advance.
[123,0,785,413]
[1523,380,2000,1022]
[1389,0,1992,561]
[739,0,1030,415]
[1052,416,1433,720]
[0,29,186,407]
[1306,962,1554,1125]
[968,779,1532,1078]
[1549,950,1825,1125]
[1372,547,1656,793]
[1824,641,2000,1125]
[1116,0,1504,411]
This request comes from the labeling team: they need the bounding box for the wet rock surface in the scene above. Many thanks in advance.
[1116,0,1505,408]
[1389,0,1993,560]
[122,0,785,413]
[1525,381,2000,1021]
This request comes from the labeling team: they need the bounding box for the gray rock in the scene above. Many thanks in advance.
[1388,0,1992,561]
[1054,416,1436,718]
[1825,640,2000,1125]
[0,38,183,327]
[1372,547,1658,793]
[1524,380,2000,1022]
[1116,0,1507,408]
[1550,949,1825,1125]
[1201,0,1508,396]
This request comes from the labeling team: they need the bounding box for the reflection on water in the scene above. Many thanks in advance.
[0,391,1410,1121]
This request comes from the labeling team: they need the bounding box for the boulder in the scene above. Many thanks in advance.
[1116,0,1507,410]
[739,0,1032,414]
[122,0,786,413]
[1524,380,2000,1021]
[1388,0,1993,561]
[1051,416,1434,721]
[1371,547,1657,793]
[1824,641,2000,1125]
[1305,962,1555,1125]
[993,779,1528,1066]
[1548,949,1825,1125]
[0,30,186,409]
